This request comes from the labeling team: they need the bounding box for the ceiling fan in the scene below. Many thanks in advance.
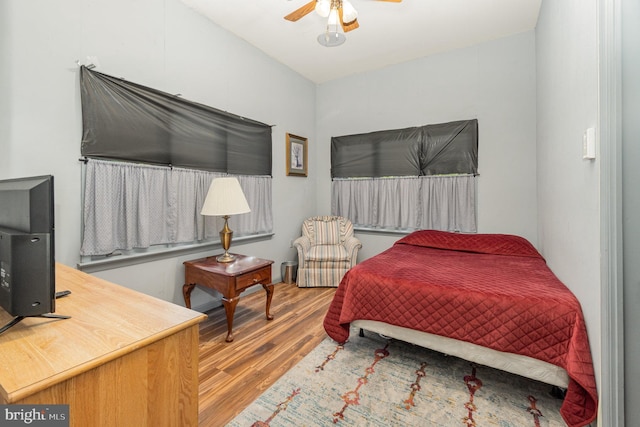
[285,0,402,47]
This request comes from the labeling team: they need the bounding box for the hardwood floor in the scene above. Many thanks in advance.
[197,282,336,426]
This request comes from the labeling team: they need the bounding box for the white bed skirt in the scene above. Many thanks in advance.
[351,319,570,389]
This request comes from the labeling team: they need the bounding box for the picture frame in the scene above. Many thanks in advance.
[286,133,308,177]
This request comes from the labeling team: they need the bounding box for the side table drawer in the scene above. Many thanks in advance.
[236,267,271,291]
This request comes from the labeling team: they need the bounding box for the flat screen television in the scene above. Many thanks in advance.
[0,175,60,332]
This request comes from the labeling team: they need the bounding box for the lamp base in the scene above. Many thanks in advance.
[216,252,236,263]
[217,215,235,263]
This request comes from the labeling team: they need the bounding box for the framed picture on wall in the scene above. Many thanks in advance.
[286,133,308,177]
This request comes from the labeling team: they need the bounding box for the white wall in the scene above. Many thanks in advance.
[0,3,10,176]
[316,32,538,260]
[1,0,317,310]
[622,0,640,419]
[536,0,601,391]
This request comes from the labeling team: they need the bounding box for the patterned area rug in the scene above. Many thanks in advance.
[228,329,565,426]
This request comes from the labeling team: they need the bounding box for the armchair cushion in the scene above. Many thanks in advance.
[306,245,349,262]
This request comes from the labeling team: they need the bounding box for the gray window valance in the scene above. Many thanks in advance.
[79,66,272,175]
[331,119,478,178]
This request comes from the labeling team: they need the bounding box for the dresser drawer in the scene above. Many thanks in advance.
[235,267,271,291]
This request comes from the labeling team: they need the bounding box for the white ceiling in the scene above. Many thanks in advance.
[179,0,541,84]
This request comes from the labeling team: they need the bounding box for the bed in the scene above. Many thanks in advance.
[323,230,598,427]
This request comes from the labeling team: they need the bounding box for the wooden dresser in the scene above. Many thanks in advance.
[0,263,206,427]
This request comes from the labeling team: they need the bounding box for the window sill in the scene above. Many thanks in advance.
[77,233,274,273]
[353,227,413,236]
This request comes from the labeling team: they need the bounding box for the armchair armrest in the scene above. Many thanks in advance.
[293,236,311,268]
[343,236,362,265]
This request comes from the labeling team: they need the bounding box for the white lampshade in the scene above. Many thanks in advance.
[201,177,250,216]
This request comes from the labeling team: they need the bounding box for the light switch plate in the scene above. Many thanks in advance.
[583,127,596,160]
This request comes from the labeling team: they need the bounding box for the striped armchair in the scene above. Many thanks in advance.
[293,216,362,288]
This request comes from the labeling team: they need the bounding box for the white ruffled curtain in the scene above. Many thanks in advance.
[81,159,272,256]
[331,175,476,232]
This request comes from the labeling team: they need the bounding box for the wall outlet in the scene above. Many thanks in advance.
[289,239,294,248]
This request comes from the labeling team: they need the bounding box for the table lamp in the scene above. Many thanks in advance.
[201,177,251,263]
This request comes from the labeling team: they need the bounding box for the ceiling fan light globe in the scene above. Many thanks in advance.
[327,6,341,27]
[315,0,331,17]
[342,1,358,23]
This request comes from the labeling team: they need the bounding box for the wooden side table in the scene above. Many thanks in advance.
[183,254,274,342]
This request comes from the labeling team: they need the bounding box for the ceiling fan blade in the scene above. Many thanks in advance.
[284,1,317,22]
[339,7,359,32]
[342,18,359,32]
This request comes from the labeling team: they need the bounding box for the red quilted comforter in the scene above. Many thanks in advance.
[323,230,597,427]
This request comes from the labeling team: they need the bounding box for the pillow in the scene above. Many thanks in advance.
[395,229,543,259]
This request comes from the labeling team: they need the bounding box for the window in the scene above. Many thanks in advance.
[78,67,273,260]
[331,120,478,232]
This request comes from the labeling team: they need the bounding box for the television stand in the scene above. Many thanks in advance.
[0,290,71,335]
[55,289,71,298]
